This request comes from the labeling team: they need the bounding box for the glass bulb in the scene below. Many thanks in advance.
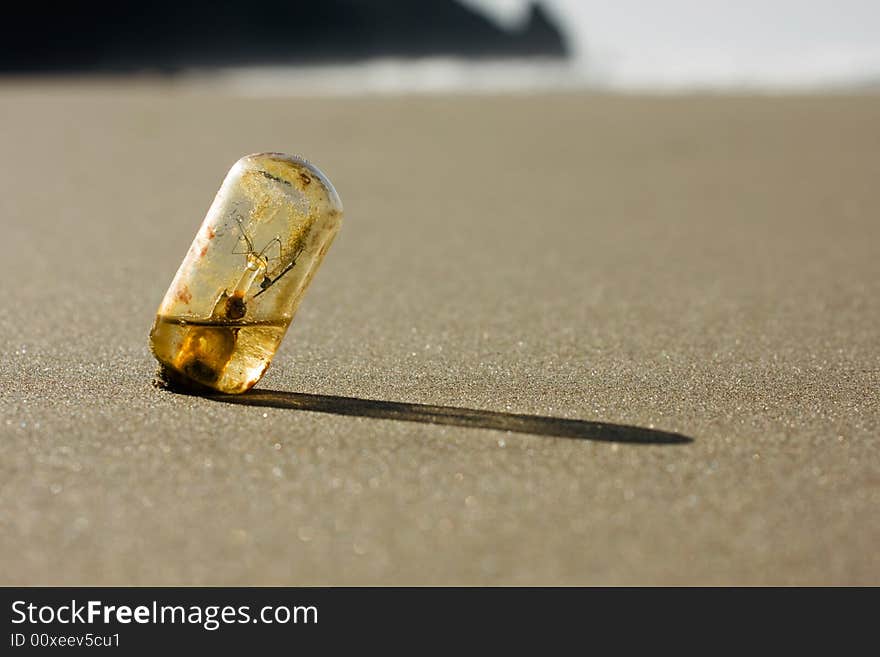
[150,153,343,393]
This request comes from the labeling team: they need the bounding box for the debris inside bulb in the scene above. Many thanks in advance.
[149,153,343,394]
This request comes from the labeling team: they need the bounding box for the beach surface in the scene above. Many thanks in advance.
[1,82,878,584]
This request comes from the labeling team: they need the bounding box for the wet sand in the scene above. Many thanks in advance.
[1,82,878,584]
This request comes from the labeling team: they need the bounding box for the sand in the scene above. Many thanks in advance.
[1,81,878,585]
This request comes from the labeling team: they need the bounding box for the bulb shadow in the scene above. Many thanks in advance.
[204,389,693,445]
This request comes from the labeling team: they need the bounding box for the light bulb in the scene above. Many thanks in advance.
[150,153,343,393]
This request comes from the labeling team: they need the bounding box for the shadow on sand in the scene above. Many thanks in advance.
[204,389,693,445]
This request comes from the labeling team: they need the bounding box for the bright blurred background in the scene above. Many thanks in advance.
[467,0,880,89]
[3,0,879,93]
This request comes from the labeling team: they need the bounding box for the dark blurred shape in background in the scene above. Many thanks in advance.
[2,0,568,73]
